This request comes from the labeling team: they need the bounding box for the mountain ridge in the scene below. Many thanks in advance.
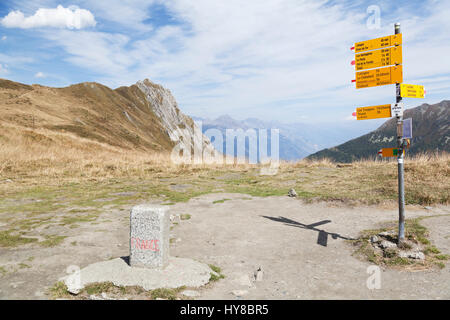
[307,100,450,162]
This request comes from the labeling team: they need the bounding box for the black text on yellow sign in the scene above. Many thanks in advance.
[355,65,403,89]
[356,104,392,120]
[400,84,425,98]
[354,34,402,53]
[355,46,402,71]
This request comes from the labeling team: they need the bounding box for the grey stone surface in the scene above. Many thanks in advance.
[61,257,213,294]
[399,251,425,260]
[181,290,201,297]
[370,235,379,243]
[130,205,170,268]
[288,188,297,197]
[380,240,397,249]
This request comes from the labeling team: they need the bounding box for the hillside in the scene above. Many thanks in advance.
[0,78,213,161]
[307,100,450,163]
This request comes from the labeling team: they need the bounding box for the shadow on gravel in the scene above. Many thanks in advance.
[261,216,354,247]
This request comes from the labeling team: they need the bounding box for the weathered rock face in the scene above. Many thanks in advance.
[136,79,215,161]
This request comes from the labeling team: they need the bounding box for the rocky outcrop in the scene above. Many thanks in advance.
[136,79,215,162]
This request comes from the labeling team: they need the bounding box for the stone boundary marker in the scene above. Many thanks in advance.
[130,205,169,268]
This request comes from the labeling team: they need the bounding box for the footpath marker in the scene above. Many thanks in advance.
[356,104,392,120]
[400,84,425,98]
[355,46,402,71]
[355,65,403,89]
[351,23,422,245]
[378,148,405,158]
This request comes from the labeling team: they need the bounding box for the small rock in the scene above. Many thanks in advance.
[181,290,200,298]
[288,189,298,197]
[231,290,249,296]
[424,206,432,210]
[89,294,103,300]
[399,251,425,260]
[370,235,379,243]
[254,267,264,282]
[380,240,397,249]
[378,231,390,237]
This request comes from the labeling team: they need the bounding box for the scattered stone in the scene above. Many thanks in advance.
[380,240,397,249]
[181,290,201,298]
[89,294,103,300]
[254,267,264,282]
[399,251,425,260]
[370,235,379,244]
[288,189,297,197]
[231,290,249,296]
[130,205,169,269]
[424,206,432,210]
[378,231,390,237]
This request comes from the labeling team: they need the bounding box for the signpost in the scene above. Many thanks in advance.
[391,102,404,117]
[378,148,405,158]
[354,34,402,53]
[356,104,392,120]
[351,23,422,245]
[400,84,425,98]
[355,65,403,89]
[355,46,402,71]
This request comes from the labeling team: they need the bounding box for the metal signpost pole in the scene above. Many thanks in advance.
[395,22,405,245]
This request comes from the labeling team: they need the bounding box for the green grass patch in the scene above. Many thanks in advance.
[180,214,191,220]
[0,231,38,247]
[48,281,72,299]
[149,287,185,300]
[39,235,67,247]
[208,264,225,282]
[212,199,231,204]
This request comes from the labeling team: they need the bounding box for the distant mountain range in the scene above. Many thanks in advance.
[192,115,381,160]
[307,100,450,162]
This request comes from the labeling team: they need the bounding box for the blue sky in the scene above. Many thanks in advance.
[0,0,449,127]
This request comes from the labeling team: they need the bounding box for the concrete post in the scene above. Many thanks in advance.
[129,205,170,269]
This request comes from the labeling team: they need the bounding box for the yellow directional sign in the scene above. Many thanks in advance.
[355,46,402,71]
[356,104,392,120]
[354,34,402,53]
[356,65,403,89]
[378,148,405,158]
[400,84,425,98]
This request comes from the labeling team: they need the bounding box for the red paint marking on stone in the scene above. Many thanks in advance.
[351,60,355,65]
[131,237,160,251]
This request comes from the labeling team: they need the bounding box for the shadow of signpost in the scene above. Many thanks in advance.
[261,216,354,247]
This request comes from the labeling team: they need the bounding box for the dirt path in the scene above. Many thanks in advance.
[0,194,449,299]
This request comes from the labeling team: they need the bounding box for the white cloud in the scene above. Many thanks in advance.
[1,5,96,29]
[1,36,6,41]
[35,71,45,78]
